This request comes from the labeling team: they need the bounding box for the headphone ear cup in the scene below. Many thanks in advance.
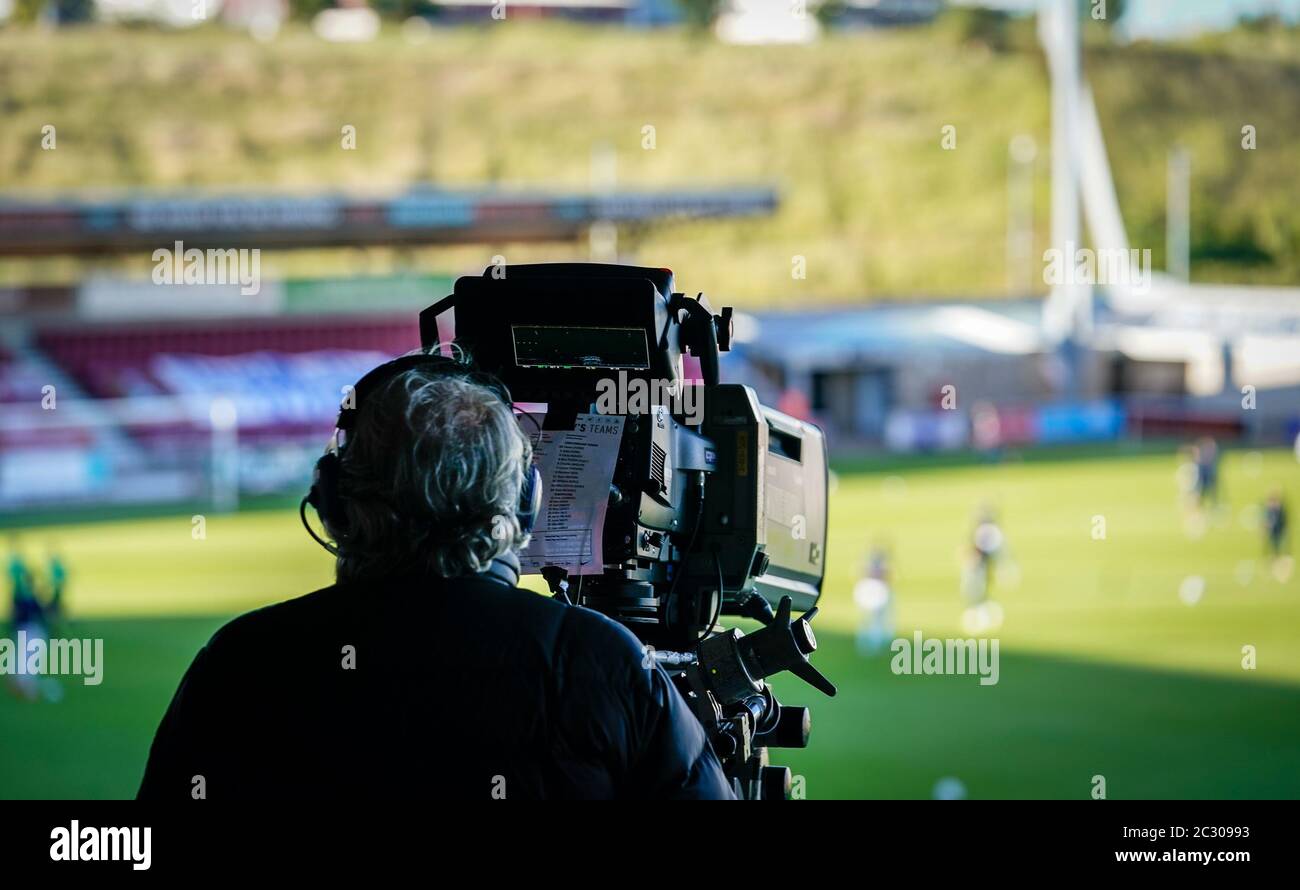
[517,464,542,536]
[309,451,347,538]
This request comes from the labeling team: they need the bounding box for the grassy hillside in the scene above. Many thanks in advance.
[0,20,1297,303]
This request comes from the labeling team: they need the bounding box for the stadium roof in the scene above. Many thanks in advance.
[0,186,778,257]
[738,300,1046,370]
[744,283,1300,378]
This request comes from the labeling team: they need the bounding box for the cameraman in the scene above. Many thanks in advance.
[138,355,734,800]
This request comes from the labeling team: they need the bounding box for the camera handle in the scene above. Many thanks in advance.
[667,293,731,388]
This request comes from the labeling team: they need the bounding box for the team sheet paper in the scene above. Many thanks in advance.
[517,411,625,576]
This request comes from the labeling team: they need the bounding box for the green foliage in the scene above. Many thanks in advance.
[939,4,1013,52]
[12,0,48,24]
[1237,10,1287,33]
[54,0,95,22]
[369,0,431,21]
[1083,0,1125,29]
[813,0,845,29]
[0,21,1297,300]
[674,0,721,31]
[286,0,334,21]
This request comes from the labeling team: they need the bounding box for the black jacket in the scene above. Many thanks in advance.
[138,571,735,800]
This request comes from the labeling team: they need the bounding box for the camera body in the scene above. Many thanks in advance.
[420,263,834,798]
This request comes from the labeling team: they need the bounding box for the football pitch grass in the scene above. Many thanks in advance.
[4,447,1300,799]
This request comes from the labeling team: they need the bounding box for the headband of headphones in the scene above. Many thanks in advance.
[302,352,543,574]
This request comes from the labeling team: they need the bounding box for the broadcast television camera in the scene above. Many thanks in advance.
[420,263,835,799]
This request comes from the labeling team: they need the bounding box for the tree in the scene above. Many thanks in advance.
[675,0,723,32]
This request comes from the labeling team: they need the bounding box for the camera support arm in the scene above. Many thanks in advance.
[653,595,835,799]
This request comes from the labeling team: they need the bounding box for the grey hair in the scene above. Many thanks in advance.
[332,366,533,584]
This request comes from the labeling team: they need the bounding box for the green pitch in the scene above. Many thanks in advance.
[3,448,1299,799]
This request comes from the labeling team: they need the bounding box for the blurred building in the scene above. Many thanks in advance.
[424,0,938,30]
[833,0,942,29]
[729,287,1300,451]
[733,300,1051,444]
[93,0,286,32]
[423,0,678,26]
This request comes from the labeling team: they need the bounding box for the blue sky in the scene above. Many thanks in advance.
[958,0,1300,39]
[1121,0,1300,38]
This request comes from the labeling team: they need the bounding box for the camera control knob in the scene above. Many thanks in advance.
[760,765,792,799]
[758,706,811,749]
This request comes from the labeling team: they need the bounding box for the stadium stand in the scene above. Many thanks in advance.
[35,316,418,401]
[0,316,424,510]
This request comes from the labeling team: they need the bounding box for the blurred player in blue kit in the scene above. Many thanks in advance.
[1264,490,1292,582]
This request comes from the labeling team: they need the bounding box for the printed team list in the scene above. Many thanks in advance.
[518,412,625,576]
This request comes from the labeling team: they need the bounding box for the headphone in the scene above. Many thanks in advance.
[301,353,543,581]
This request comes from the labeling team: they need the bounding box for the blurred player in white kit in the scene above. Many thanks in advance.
[854,543,896,655]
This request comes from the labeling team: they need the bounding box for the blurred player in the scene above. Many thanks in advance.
[1179,438,1225,537]
[7,535,36,630]
[1193,437,1221,508]
[853,542,895,655]
[970,401,1003,463]
[6,537,59,702]
[44,545,68,629]
[1264,490,1292,582]
[961,506,1006,633]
